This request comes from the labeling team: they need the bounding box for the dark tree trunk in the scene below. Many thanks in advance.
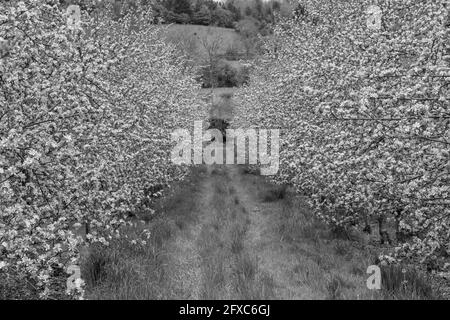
[377,215,391,245]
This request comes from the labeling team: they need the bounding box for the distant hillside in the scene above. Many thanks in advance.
[162,24,250,89]
[163,24,245,63]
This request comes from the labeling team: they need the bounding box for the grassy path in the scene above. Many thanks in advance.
[86,160,437,299]
[162,164,271,299]
[85,91,440,300]
[85,86,382,299]
[154,162,376,300]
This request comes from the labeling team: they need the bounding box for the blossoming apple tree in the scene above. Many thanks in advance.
[235,0,449,271]
[0,0,205,298]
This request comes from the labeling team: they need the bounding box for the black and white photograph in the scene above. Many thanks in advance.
[0,0,449,308]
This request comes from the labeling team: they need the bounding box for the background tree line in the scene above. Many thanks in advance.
[57,0,294,36]
[151,0,292,32]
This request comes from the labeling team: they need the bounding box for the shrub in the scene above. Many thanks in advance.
[200,62,250,88]
[225,44,241,60]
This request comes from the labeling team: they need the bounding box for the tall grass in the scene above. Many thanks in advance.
[380,265,438,300]
[83,167,204,299]
[243,174,443,300]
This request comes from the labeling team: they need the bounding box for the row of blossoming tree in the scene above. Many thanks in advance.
[0,0,205,298]
[235,0,449,273]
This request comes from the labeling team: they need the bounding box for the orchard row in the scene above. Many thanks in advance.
[0,1,205,298]
[235,0,449,272]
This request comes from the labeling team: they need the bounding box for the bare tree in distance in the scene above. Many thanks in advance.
[197,27,224,103]
[165,28,199,65]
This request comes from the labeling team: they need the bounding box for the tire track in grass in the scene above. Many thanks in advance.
[161,168,211,299]
[164,164,241,299]
[196,165,234,299]
[229,166,324,299]
[195,164,266,299]
[195,164,277,300]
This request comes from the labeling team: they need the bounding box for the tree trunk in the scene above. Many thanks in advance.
[363,215,372,234]
[395,208,406,243]
[377,215,391,245]
[84,222,90,240]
